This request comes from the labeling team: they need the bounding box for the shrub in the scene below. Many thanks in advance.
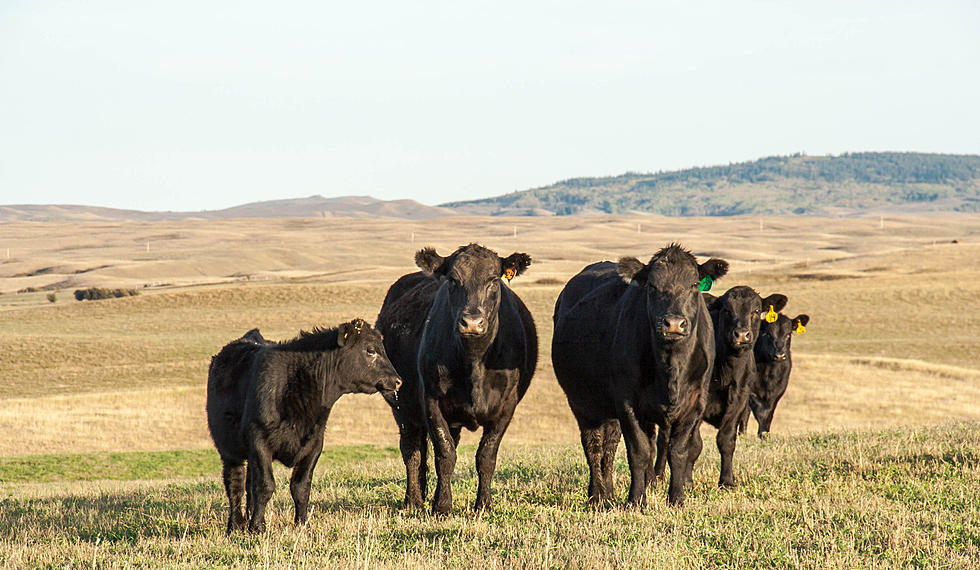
[73,287,140,301]
[46,293,57,303]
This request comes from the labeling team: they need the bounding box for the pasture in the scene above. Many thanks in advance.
[1,214,978,567]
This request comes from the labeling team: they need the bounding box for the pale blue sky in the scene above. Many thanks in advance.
[1,1,977,211]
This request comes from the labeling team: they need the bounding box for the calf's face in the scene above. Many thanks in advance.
[711,288,787,352]
[416,244,531,337]
[618,244,729,343]
[335,319,402,402]
[756,313,810,362]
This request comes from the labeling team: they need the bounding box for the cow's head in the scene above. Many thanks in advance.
[335,318,402,403]
[416,244,531,338]
[617,244,728,343]
[755,313,810,363]
[709,288,787,352]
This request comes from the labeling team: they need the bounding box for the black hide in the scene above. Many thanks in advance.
[551,244,729,507]
[376,244,538,514]
[206,320,401,533]
[739,312,810,437]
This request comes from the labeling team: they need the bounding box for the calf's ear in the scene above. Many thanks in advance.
[617,257,648,284]
[762,294,788,313]
[415,247,445,275]
[794,314,810,327]
[336,318,366,347]
[698,258,729,281]
[500,252,532,280]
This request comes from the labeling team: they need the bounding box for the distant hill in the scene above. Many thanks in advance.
[0,196,454,223]
[5,153,979,222]
[443,152,980,217]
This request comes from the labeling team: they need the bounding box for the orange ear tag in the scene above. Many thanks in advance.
[795,321,806,334]
[765,305,778,323]
[503,267,516,281]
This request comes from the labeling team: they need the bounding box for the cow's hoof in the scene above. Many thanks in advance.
[431,503,452,516]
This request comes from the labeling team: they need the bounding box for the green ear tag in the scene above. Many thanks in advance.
[698,275,713,292]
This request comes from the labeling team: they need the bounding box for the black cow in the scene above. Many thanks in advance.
[206,319,402,533]
[376,244,537,514]
[552,244,728,506]
[672,287,786,488]
[739,312,810,437]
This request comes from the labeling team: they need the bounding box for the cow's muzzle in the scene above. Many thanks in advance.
[658,315,689,339]
[458,314,487,336]
[730,328,753,347]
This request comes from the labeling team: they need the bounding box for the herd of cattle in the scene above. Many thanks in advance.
[206,243,809,533]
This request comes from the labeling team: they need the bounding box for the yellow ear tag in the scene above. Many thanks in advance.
[765,305,778,323]
[503,267,516,281]
[343,332,349,340]
[795,321,806,334]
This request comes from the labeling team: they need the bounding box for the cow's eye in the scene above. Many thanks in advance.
[366,347,377,357]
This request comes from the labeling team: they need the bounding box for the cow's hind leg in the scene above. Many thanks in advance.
[399,424,428,509]
[576,417,606,505]
[652,426,668,484]
[221,460,246,533]
[736,404,751,436]
[599,420,621,502]
[247,441,276,533]
[290,433,324,525]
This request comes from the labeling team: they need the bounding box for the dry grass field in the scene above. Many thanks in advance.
[1,214,978,567]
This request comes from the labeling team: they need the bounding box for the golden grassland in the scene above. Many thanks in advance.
[0,214,978,567]
[1,214,978,455]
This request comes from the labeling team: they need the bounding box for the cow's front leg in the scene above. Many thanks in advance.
[424,396,457,515]
[474,396,517,511]
[666,415,701,506]
[717,411,740,488]
[290,432,324,525]
[398,422,428,509]
[617,401,652,508]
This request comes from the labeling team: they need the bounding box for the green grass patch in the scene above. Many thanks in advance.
[1,423,978,567]
[0,445,401,483]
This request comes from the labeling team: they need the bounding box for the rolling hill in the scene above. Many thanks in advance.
[0,196,453,223]
[444,152,980,217]
[3,152,979,221]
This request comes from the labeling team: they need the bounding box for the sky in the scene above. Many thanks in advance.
[1,1,978,212]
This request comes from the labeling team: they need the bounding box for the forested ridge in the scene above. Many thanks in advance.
[444,152,980,216]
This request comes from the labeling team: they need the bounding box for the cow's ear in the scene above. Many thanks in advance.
[794,314,810,327]
[762,294,788,313]
[698,258,729,281]
[617,257,648,284]
[702,292,719,308]
[336,318,365,347]
[500,252,532,280]
[415,247,445,275]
